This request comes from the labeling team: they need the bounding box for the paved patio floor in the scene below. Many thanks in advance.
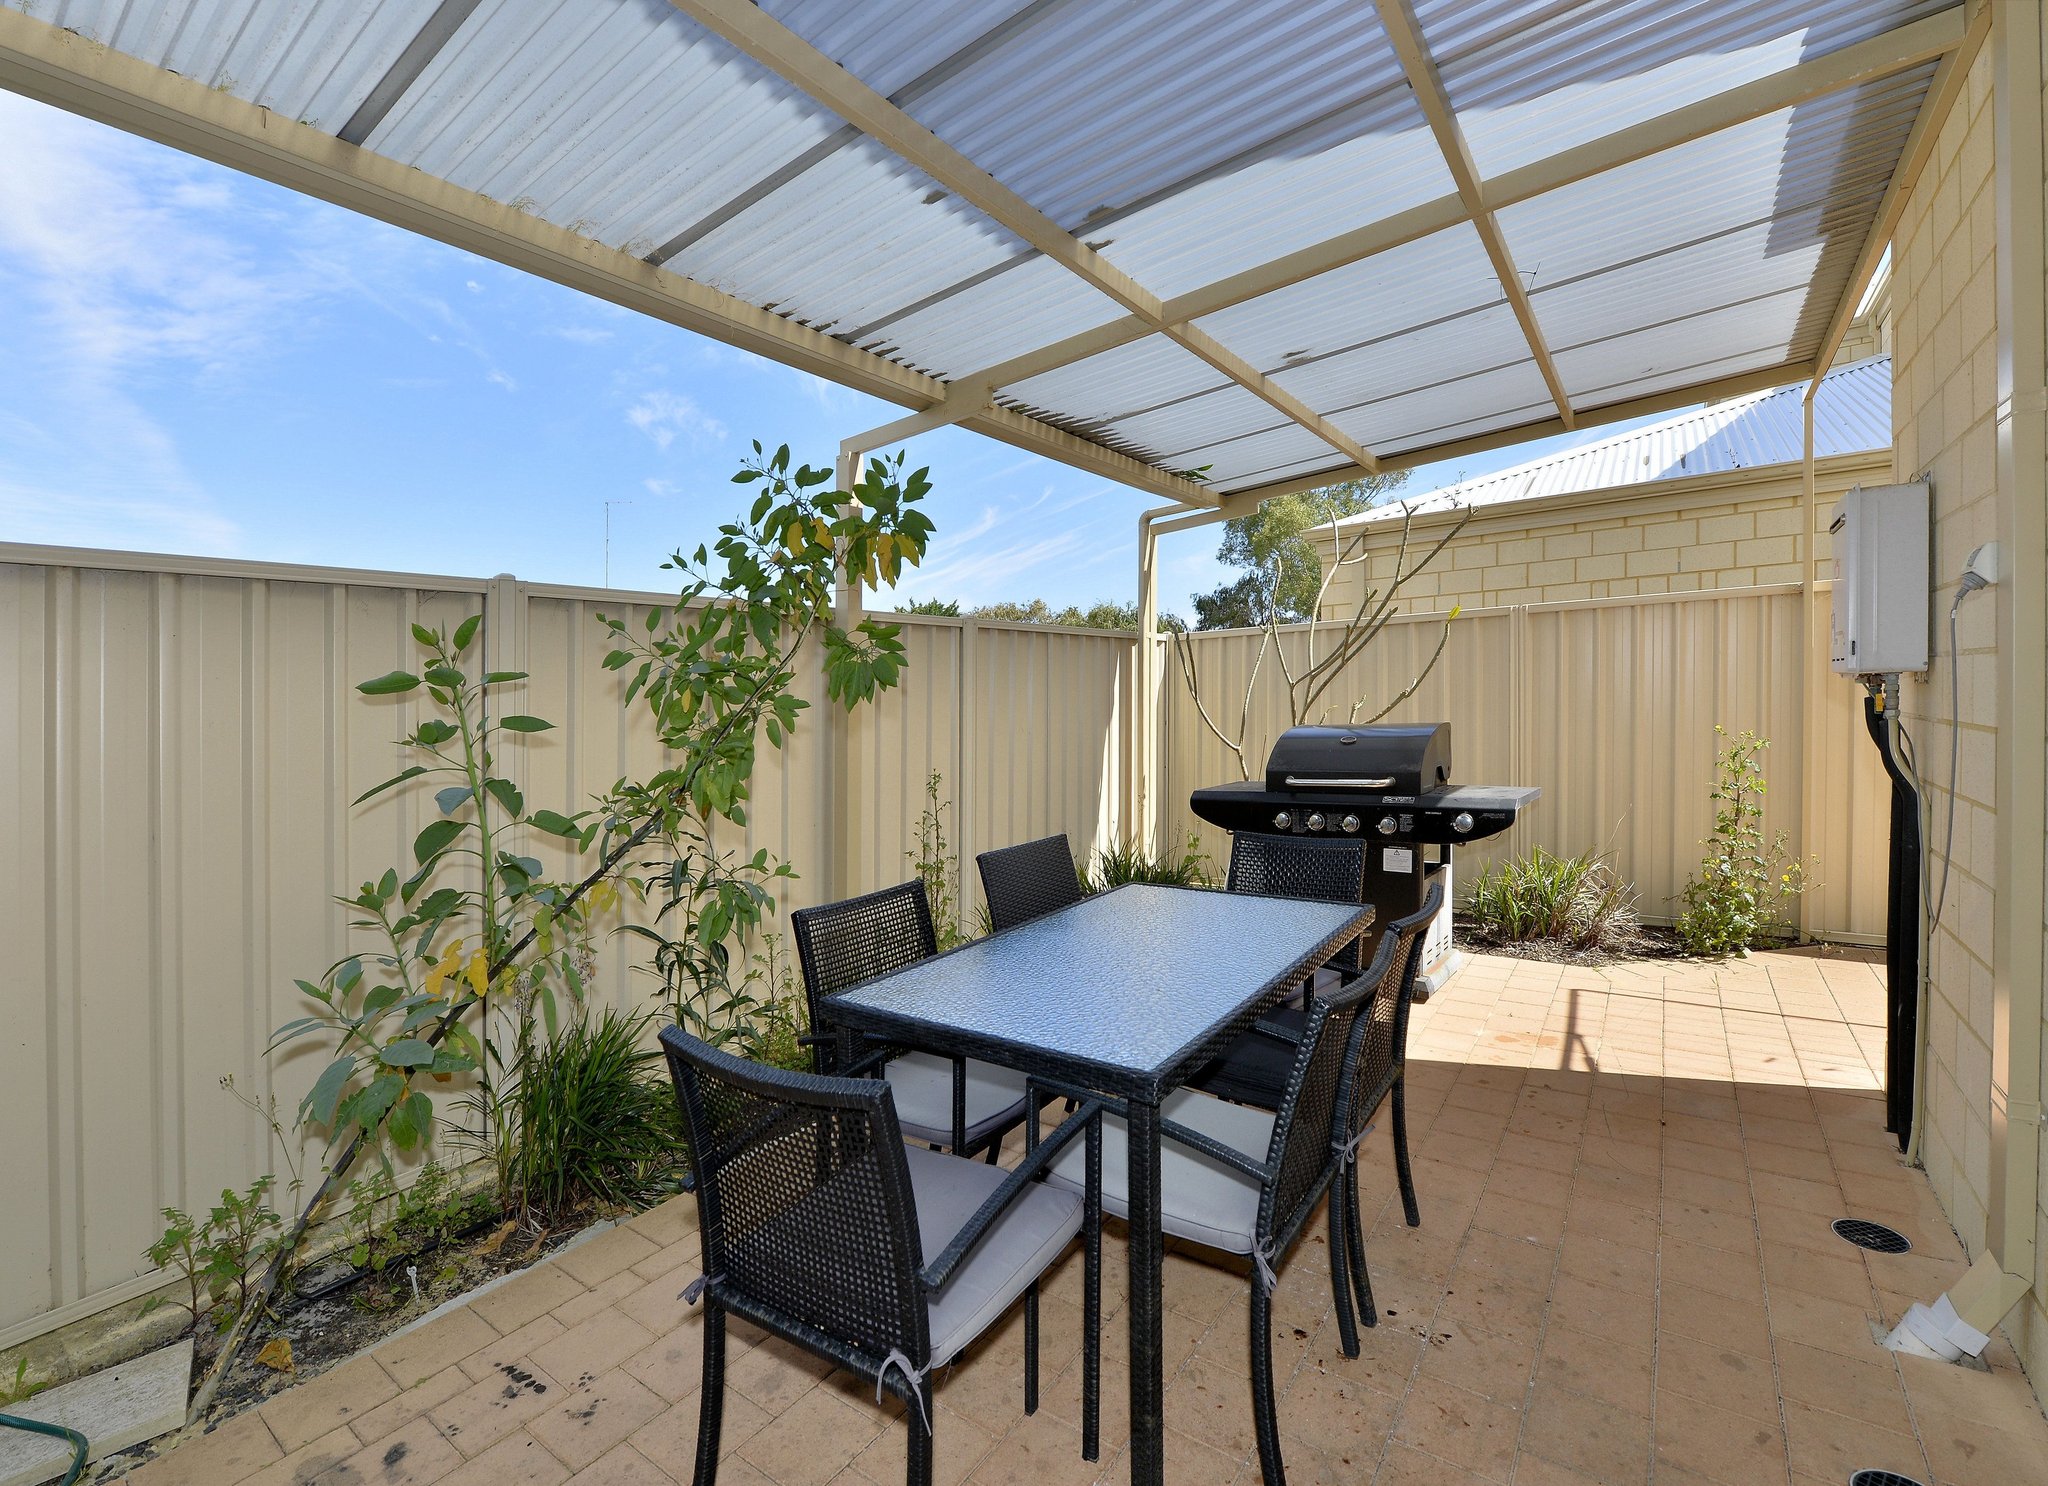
[117,945,2048,1485]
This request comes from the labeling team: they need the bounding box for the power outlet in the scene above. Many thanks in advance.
[1962,541,2000,588]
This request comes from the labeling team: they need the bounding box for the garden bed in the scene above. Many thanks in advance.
[1455,916,1691,966]
[83,1194,653,1482]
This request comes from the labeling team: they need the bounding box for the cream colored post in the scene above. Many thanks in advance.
[1919,0,2046,1345]
[829,447,865,900]
[1977,0,2044,1322]
[1798,395,1818,942]
[1135,506,1172,851]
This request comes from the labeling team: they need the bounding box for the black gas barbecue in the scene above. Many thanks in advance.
[1190,724,1539,989]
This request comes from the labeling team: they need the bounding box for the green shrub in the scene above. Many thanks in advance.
[513,1007,683,1216]
[1465,847,1641,954]
[1676,727,1812,956]
[1085,833,1214,891]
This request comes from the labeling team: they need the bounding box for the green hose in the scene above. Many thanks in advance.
[0,1412,89,1485]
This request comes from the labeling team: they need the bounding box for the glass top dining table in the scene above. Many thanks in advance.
[822,882,1372,1486]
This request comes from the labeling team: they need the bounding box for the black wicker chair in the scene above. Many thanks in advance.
[1222,833,1371,978]
[975,834,1085,933]
[659,1028,1103,1486]
[1040,968,1376,1486]
[1190,880,1443,1356]
[791,880,1035,1161]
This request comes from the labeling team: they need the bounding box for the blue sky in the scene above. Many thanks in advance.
[0,93,1644,617]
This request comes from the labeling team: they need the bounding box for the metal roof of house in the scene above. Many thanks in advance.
[1344,352,1892,521]
[0,1,1978,514]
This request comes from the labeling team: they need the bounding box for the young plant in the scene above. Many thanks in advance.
[141,1207,210,1330]
[626,838,791,1058]
[1676,727,1814,956]
[752,931,812,1073]
[512,1006,681,1214]
[346,1169,396,1273]
[0,1358,45,1407]
[141,1178,283,1334]
[907,771,964,949]
[1086,833,1214,891]
[1465,847,1641,954]
[204,1179,283,1327]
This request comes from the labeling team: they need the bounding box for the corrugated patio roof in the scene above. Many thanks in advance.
[0,1,1979,512]
[1344,352,1892,521]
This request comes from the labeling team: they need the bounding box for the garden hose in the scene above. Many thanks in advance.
[0,1412,89,1485]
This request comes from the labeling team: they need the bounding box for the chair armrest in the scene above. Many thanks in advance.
[918,1099,1106,1291]
[1248,1016,1305,1044]
[1023,1073,1130,1120]
[838,1042,897,1079]
[1158,1114,1273,1184]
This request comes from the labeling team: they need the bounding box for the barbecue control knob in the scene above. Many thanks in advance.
[1376,815,1398,836]
[1340,814,1361,834]
[1272,811,1292,830]
[1306,812,1326,832]
[1452,812,1474,835]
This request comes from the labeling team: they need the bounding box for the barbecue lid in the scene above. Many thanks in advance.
[1263,724,1452,796]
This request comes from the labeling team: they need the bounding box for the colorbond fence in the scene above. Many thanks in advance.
[1159,583,1889,940]
[0,546,1133,1344]
[0,546,1880,1343]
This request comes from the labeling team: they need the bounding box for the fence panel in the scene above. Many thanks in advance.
[0,549,1139,1343]
[1161,586,1889,940]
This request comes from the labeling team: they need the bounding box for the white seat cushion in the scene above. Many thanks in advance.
[1044,1087,1274,1255]
[903,1144,1082,1367]
[885,1051,1033,1148]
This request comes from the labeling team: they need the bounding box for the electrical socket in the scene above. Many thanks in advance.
[1963,541,2000,587]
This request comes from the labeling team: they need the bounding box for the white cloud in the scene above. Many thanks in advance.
[464,279,484,293]
[643,478,680,497]
[487,368,517,392]
[554,325,613,344]
[0,473,242,554]
[0,93,319,377]
[788,367,854,413]
[627,390,727,450]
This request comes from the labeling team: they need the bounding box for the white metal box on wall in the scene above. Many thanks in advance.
[1830,482,1930,675]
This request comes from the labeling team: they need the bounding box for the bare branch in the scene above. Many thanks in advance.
[1173,626,1254,781]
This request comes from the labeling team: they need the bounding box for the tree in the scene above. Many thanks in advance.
[1175,496,1469,780]
[898,597,1184,631]
[1190,474,1407,629]
[1190,574,1266,632]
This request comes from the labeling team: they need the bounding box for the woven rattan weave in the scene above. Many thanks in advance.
[975,834,1085,933]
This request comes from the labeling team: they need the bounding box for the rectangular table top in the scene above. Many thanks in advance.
[822,883,1372,1099]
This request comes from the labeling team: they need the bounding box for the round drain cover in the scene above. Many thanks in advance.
[1849,1472,1926,1486]
[1833,1218,1912,1254]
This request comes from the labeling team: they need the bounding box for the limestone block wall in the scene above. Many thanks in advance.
[1313,454,1887,619]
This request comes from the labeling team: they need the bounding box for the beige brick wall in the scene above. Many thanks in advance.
[1313,455,1886,619]
[1892,39,2002,1295]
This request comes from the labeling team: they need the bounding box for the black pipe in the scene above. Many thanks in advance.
[1862,692,1922,1151]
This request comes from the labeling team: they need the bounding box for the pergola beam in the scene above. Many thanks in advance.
[669,0,1383,476]
[914,5,1965,435]
[1205,358,1820,519]
[1806,1,1990,398]
[0,6,1211,510]
[338,0,484,145]
[1376,0,1573,427]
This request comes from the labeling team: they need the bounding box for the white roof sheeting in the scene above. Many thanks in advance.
[1341,353,1893,522]
[0,0,1953,505]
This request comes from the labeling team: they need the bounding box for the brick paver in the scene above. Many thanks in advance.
[116,946,2048,1484]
